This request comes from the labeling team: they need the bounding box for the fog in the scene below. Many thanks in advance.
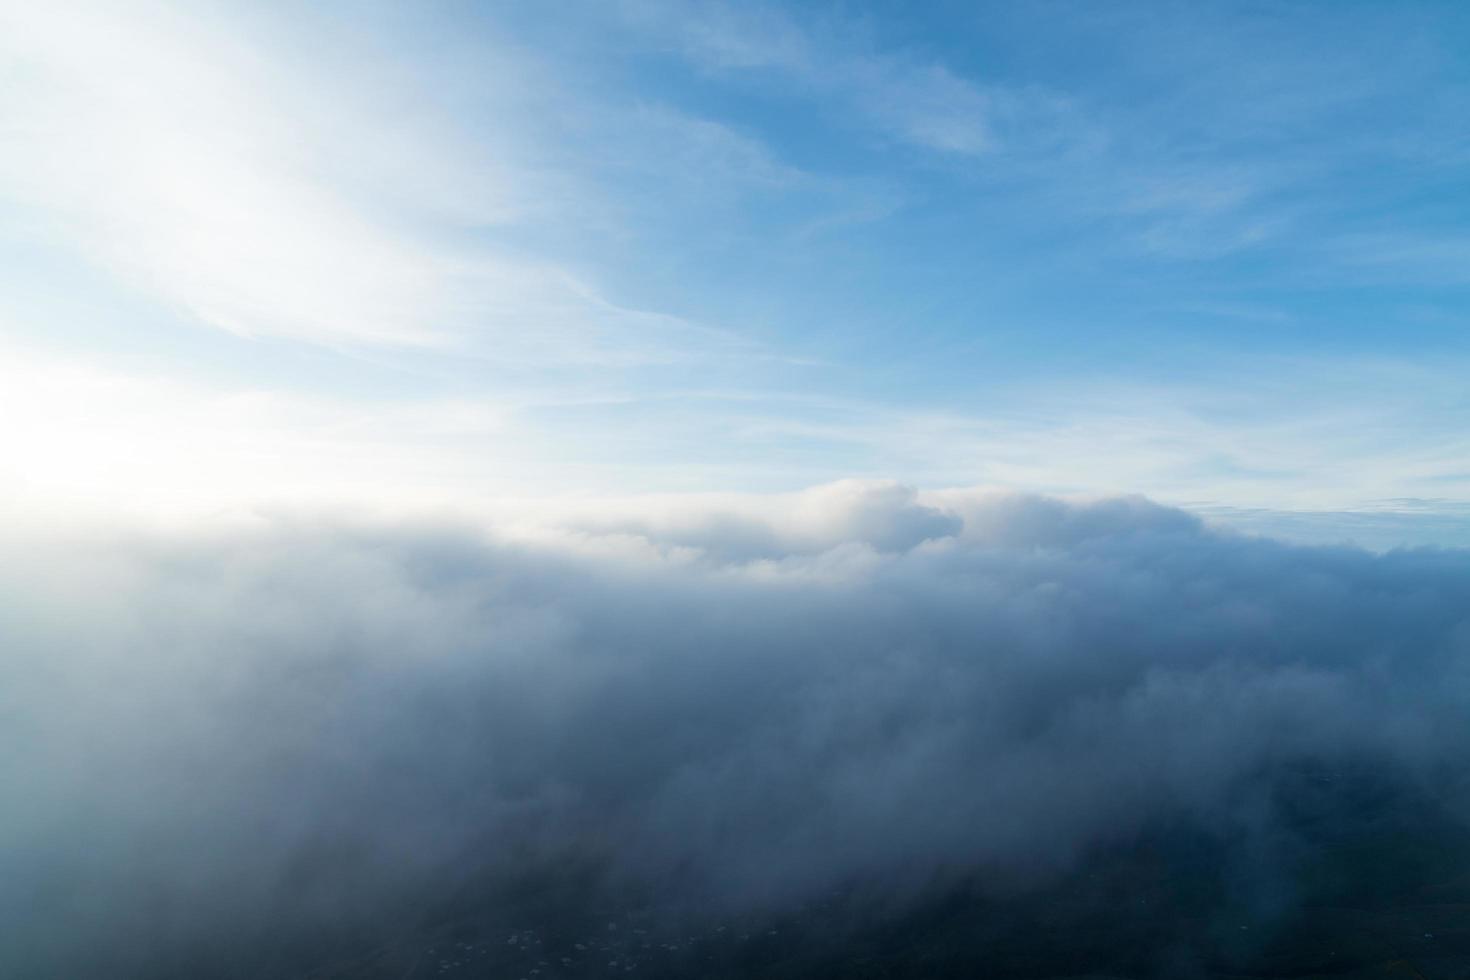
[6,482,1470,976]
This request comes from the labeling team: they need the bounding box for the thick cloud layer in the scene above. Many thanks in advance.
[6,483,1470,976]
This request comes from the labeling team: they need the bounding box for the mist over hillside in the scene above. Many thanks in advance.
[7,484,1470,978]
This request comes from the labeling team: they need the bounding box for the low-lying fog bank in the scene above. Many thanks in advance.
[6,482,1470,977]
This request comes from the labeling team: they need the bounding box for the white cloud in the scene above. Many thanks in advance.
[5,487,1470,974]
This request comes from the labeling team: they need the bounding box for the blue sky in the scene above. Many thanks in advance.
[4,0,1470,544]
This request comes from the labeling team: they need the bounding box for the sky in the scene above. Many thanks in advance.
[5,0,1470,540]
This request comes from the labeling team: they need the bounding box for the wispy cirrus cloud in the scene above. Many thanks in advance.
[0,2,722,364]
[617,0,1069,157]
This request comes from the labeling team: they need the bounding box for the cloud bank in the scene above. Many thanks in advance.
[5,483,1470,976]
